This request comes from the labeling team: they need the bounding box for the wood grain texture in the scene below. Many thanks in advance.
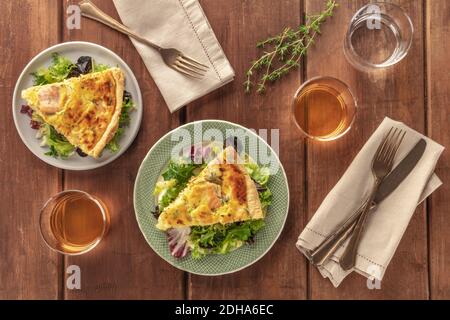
[1,0,448,300]
[304,0,429,299]
[0,0,62,299]
[61,0,184,299]
[186,0,307,299]
[426,0,450,300]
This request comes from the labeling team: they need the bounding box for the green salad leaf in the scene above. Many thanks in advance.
[32,53,75,85]
[42,124,75,158]
[244,162,271,186]
[105,127,123,153]
[244,162,273,209]
[259,188,272,210]
[158,184,183,210]
[106,91,134,152]
[162,161,199,185]
[155,161,203,210]
[190,220,265,259]
[93,62,110,72]
[119,94,134,127]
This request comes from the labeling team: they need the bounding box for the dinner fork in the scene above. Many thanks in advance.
[79,0,209,78]
[339,127,406,271]
[308,198,370,266]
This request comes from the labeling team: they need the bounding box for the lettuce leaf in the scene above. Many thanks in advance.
[161,161,199,185]
[42,124,75,158]
[93,62,110,72]
[244,162,273,209]
[32,53,75,85]
[105,127,123,153]
[259,188,272,210]
[158,184,184,210]
[155,161,203,210]
[106,91,134,152]
[244,162,270,186]
[190,220,265,259]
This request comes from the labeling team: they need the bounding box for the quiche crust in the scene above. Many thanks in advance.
[91,69,124,157]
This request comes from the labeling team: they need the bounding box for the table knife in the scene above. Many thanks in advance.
[309,138,427,266]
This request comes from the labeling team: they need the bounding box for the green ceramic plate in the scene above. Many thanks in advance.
[134,120,289,275]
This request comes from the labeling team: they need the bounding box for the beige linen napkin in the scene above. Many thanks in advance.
[113,0,235,112]
[296,117,444,287]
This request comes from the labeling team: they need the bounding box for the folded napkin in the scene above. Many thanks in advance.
[113,0,235,112]
[297,117,444,287]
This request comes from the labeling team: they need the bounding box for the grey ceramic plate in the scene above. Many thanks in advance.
[12,41,143,170]
[134,120,289,275]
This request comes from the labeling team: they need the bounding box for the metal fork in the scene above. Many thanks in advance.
[308,198,370,266]
[79,0,209,78]
[339,127,406,271]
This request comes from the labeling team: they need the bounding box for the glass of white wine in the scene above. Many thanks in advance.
[292,76,357,141]
[39,190,110,255]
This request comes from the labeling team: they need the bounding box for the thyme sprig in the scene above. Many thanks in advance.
[244,0,338,94]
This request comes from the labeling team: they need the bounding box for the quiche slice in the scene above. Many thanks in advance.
[21,68,124,158]
[156,147,264,231]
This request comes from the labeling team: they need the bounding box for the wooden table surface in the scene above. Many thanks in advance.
[0,0,448,300]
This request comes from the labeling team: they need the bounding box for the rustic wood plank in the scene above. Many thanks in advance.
[304,0,428,299]
[426,0,450,300]
[186,0,307,299]
[0,0,62,299]
[62,0,184,299]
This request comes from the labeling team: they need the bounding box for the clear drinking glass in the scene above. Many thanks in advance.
[39,190,110,255]
[292,76,357,141]
[343,2,413,71]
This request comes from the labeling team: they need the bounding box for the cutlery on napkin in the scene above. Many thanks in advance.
[113,0,235,112]
[309,138,427,267]
[296,117,444,287]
